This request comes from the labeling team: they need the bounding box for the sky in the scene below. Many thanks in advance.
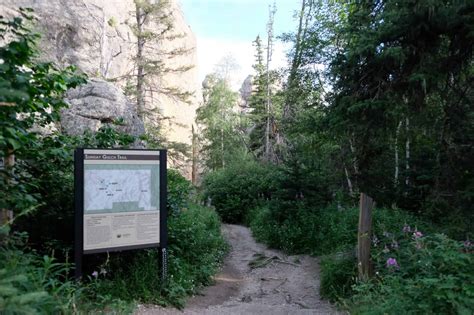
[179,0,301,89]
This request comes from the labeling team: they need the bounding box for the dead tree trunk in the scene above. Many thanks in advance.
[344,164,354,196]
[357,193,375,281]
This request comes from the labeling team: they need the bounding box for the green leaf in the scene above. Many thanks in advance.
[5,137,21,150]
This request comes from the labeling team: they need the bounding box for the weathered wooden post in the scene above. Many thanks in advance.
[357,193,375,281]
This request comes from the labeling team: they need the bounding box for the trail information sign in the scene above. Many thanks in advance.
[74,148,167,279]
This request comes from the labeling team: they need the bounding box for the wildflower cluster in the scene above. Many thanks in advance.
[372,224,428,274]
[91,268,108,279]
[352,225,474,314]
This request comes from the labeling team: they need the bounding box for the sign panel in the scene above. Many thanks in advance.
[75,149,167,256]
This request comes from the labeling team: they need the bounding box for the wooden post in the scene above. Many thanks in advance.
[357,193,375,281]
[0,149,15,225]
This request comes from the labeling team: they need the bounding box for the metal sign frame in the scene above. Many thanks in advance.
[74,148,167,280]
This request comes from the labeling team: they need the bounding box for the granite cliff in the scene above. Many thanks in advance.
[0,0,200,176]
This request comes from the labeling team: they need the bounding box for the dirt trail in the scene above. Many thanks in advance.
[137,224,341,315]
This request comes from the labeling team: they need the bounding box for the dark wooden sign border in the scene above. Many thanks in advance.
[74,148,167,280]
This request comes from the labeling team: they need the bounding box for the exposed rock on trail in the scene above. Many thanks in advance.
[137,224,341,315]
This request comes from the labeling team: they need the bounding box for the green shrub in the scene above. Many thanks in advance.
[248,202,322,254]
[93,204,228,308]
[1,10,226,312]
[13,127,137,253]
[249,204,428,256]
[248,203,443,307]
[167,169,193,216]
[320,252,357,302]
[0,231,132,314]
[347,231,474,314]
[202,160,277,223]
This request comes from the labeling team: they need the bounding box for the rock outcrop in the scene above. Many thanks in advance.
[0,0,201,177]
[239,75,254,112]
[62,79,144,136]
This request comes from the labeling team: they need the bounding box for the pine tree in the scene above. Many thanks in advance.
[196,75,242,170]
[128,0,193,121]
[247,36,267,156]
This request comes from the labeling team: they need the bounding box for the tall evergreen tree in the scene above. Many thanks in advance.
[128,0,193,120]
[196,75,243,170]
[247,36,267,156]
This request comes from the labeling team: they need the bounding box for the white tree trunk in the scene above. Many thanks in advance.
[344,165,354,196]
[349,137,359,174]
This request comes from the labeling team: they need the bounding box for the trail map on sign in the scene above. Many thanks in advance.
[84,164,160,214]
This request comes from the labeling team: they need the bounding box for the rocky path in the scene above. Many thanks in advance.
[137,224,341,315]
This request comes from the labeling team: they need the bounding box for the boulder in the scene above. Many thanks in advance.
[61,79,144,136]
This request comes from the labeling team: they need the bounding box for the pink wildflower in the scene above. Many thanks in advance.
[402,224,411,233]
[386,257,399,269]
[413,230,423,239]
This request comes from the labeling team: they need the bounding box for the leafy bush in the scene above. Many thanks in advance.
[249,204,428,256]
[320,252,357,302]
[347,229,474,314]
[168,169,193,216]
[13,127,137,253]
[1,9,227,313]
[93,204,228,308]
[248,202,321,254]
[202,159,277,223]
[0,231,132,314]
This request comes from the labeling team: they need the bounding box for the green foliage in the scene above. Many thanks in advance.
[0,7,227,313]
[13,126,137,252]
[0,9,85,156]
[165,204,228,306]
[196,77,245,170]
[202,159,277,223]
[249,204,428,256]
[0,232,133,314]
[248,203,321,253]
[93,204,227,308]
[0,10,86,221]
[326,0,473,228]
[320,252,357,303]
[347,230,474,314]
[245,34,283,161]
[167,169,193,216]
[0,236,59,314]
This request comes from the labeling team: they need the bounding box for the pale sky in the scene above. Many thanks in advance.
[178,0,301,89]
